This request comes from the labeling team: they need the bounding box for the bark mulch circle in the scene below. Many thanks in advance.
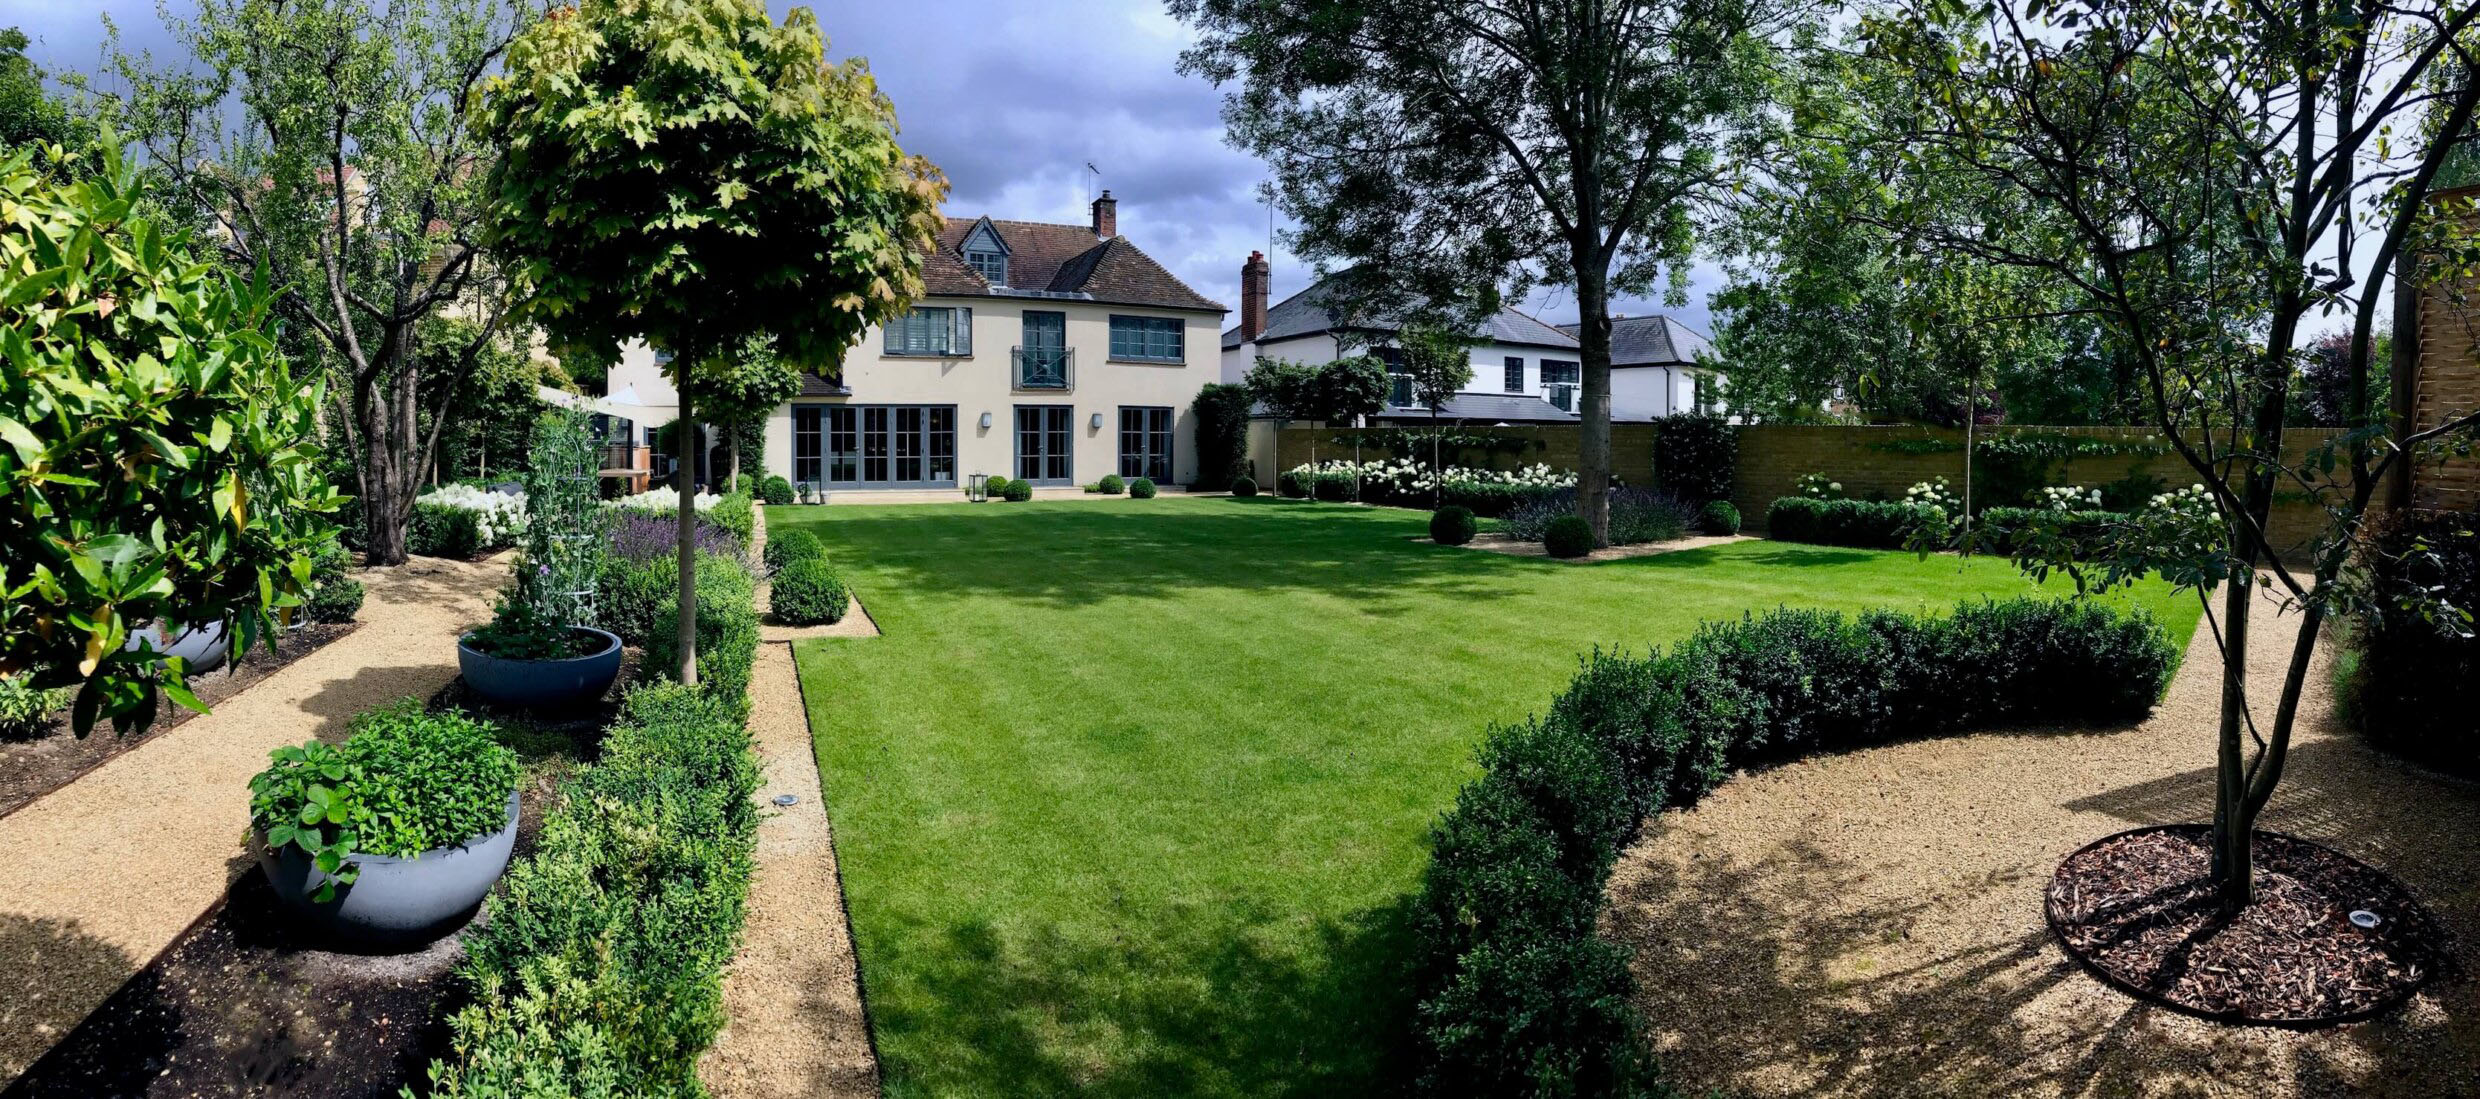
[2045,825,2449,1028]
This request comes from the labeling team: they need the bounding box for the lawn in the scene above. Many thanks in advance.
[780,497,2202,1098]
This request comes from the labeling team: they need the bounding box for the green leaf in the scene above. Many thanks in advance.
[0,415,43,464]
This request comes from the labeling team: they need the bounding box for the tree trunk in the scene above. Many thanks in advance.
[1574,262,1614,545]
[2209,548,2255,911]
[358,382,411,566]
[674,386,700,687]
[1961,389,1976,542]
[725,428,740,494]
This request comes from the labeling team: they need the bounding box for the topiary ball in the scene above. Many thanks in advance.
[771,558,849,625]
[305,577,365,624]
[764,528,827,573]
[1544,514,1595,558]
[1699,500,1742,536]
[1430,505,1477,546]
[1231,475,1258,498]
[760,475,794,505]
[1098,474,1126,495]
[1002,478,1034,502]
[1129,477,1157,499]
[982,476,1010,500]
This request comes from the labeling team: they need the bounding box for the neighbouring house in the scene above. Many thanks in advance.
[569,191,1227,494]
[1219,256,1725,427]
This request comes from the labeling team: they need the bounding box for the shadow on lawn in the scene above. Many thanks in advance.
[864,894,1422,1098]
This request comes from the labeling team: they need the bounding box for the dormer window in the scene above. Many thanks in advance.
[965,248,1007,286]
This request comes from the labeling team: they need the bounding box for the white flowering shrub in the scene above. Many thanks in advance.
[1282,459,1582,496]
[2035,485,2106,512]
[608,486,722,513]
[1904,477,1961,517]
[1796,472,1844,499]
[416,483,529,547]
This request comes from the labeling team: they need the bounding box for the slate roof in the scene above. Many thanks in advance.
[1375,393,1580,424]
[922,217,1225,313]
[1555,314,1715,367]
[1222,275,1580,351]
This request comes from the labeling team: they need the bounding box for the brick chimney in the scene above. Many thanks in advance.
[1090,189,1117,239]
[1241,250,1271,343]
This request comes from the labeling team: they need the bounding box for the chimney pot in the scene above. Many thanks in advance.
[1090,189,1117,239]
[1240,250,1272,344]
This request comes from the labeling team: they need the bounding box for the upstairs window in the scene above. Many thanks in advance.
[1540,359,1580,385]
[966,249,1007,286]
[1503,356,1524,393]
[1108,315,1185,362]
[885,306,974,356]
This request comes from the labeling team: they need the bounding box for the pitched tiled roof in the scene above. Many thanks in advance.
[1221,275,1580,351]
[1556,315,1715,367]
[923,217,1224,313]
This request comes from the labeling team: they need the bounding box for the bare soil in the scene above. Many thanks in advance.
[1603,580,2480,1098]
[0,623,361,821]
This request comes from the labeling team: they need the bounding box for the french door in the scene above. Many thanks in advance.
[1015,405,1073,484]
[793,404,956,489]
[1118,406,1172,482]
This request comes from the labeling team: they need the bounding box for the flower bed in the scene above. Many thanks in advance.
[410,484,527,559]
[1407,597,2180,1094]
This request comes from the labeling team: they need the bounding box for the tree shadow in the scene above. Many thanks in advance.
[860,894,1420,1098]
[0,914,160,1095]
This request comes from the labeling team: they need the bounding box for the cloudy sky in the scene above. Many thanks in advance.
[2,0,1720,335]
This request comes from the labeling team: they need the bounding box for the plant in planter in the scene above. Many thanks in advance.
[252,700,521,946]
[458,411,623,709]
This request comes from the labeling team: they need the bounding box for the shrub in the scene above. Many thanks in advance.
[1700,500,1741,536]
[1312,471,1355,501]
[1191,383,1254,491]
[0,675,65,740]
[1231,475,1259,497]
[607,512,745,565]
[1279,470,1313,498]
[1430,506,1477,546]
[303,542,365,624]
[645,553,760,699]
[425,683,758,1098]
[982,476,1011,500]
[1002,478,1034,502]
[708,491,756,544]
[1098,473,1126,495]
[1409,598,2179,1090]
[1977,506,2121,553]
[2339,509,2479,775]
[1129,477,1157,499]
[1653,412,1735,503]
[771,558,849,625]
[763,529,827,573]
[1544,515,1595,558]
[759,475,794,505]
[409,501,489,559]
[250,702,519,897]
[1764,496,1937,549]
[1441,481,1559,519]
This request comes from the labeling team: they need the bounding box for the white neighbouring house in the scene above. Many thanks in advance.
[568,191,1228,494]
[1218,252,1724,427]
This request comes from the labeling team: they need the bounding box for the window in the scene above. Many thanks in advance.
[793,407,822,486]
[1694,373,1719,414]
[966,249,1007,286]
[1119,406,1173,481]
[884,306,973,356]
[1377,346,1412,406]
[1503,356,1525,393]
[797,405,954,487]
[1540,359,1580,385]
[1108,315,1184,362]
[1016,405,1073,482]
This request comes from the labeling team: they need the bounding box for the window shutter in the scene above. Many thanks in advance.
[953,307,972,356]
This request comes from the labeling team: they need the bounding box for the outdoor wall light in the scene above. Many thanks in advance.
[1090,412,1104,430]
[979,411,993,429]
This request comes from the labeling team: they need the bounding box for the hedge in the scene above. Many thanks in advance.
[771,558,849,625]
[2339,509,2479,776]
[1764,497,1940,549]
[1409,597,2180,1095]
[422,683,759,1097]
[409,501,499,559]
[759,475,794,505]
[1191,383,1254,491]
[1975,506,2124,552]
[707,490,756,544]
[763,529,826,573]
[642,552,761,700]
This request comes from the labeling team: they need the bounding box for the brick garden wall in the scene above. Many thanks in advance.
[1273,424,1658,483]
[2411,267,2480,511]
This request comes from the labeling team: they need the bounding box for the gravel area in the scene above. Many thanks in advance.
[1429,531,1754,562]
[1603,580,2480,1097]
[701,509,879,1098]
[0,554,506,1086]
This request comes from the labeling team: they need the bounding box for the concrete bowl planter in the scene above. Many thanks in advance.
[456,626,622,710]
[258,788,520,950]
[122,618,229,674]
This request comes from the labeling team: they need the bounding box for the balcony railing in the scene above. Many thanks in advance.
[1013,346,1074,390]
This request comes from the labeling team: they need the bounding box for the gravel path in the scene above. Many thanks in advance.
[1604,580,2480,1097]
[702,506,880,1098]
[0,553,507,1085]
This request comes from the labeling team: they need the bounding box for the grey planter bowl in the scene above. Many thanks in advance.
[456,626,622,710]
[258,788,520,950]
[122,618,229,674]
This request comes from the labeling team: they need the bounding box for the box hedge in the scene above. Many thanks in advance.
[771,558,849,626]
[1430,505,1477,546]
[1408,597,2179,1096]
[1764,497,1937,549]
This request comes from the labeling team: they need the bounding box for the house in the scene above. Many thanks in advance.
[575,191,1228,494]
[1218,257,1724,425]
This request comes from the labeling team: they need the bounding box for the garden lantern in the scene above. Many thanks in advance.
[968,472,989,503]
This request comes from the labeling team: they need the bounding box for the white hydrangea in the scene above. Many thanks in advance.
[2035,485,2105,512]
[1284,458,1583,493]
[1795,472,1843,500]
[417,483,528,545]
[1903,477,1961,517]
[608,486,722,513]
